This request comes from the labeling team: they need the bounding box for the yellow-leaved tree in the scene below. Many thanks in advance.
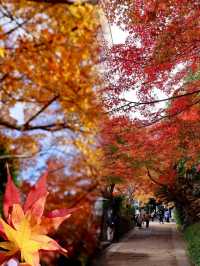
[0,0,102,150]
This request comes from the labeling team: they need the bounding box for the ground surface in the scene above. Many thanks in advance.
[93,222,191,266]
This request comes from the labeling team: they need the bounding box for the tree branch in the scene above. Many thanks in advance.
[69,182,99,208]
[109,89,200,114]
[140,98,200,128]
[23,95,59,128]
[146,167,165,187]
[24,122,75,132]
[0,151,54,160]
[27,0,98,4]
[0,118,76,132]
[0,152,40,160]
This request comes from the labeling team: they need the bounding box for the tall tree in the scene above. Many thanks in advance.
[0,1,102,157]
[103,0,200,125]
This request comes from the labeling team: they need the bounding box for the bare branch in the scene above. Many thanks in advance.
[69,181,99,208]
[0,153,37,160]
[0,118,76,132]
[23,95,59,127]
[109,89,200,114]
[146,167,165,187]
[141,98,200,128]
[24,122,75,132]
[27,0,98,4]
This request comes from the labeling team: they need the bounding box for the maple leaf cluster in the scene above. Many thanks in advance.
[0,171,77,266]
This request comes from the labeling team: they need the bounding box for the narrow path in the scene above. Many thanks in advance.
[94,222,191,266]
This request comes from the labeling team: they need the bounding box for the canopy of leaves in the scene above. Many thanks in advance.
[103,0,200,125]
[0,1,103,162]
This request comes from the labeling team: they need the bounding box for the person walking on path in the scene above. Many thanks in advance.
[144,213,150,228]
[136,213,143,228]
[151,211,155,222]
[164,209,170,223]
[158,212,164,224]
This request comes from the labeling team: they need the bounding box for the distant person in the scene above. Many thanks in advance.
[171,209,175,222]
[151,211,155,222]
[144,213,150,228]
[164,210,170,223]
[159,214,164,224]
[113,213,120,241]
[158,209,164,224]
[107,222,115,241]
[135,209,140,215]
[106,210,115,241]
[136,213,143,228]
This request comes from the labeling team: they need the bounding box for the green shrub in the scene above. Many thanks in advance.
[174,208,183,228]
[184,223,200,266]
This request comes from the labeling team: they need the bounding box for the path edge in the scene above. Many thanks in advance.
[171,225,193,266]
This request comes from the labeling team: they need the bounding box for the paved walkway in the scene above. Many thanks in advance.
[93,222,191,266]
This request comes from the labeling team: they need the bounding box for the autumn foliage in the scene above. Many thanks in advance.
[0,0,200,264]
[100,0,200,221]
[0,0,103,169]
[0,170,78,266]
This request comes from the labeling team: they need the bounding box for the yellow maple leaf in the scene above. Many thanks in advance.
[0,172,77,266]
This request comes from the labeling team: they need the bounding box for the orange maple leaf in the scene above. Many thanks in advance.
[0,171,77,266]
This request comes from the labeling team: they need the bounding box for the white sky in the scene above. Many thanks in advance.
[110,25,129,44]
[10,103,25,125]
